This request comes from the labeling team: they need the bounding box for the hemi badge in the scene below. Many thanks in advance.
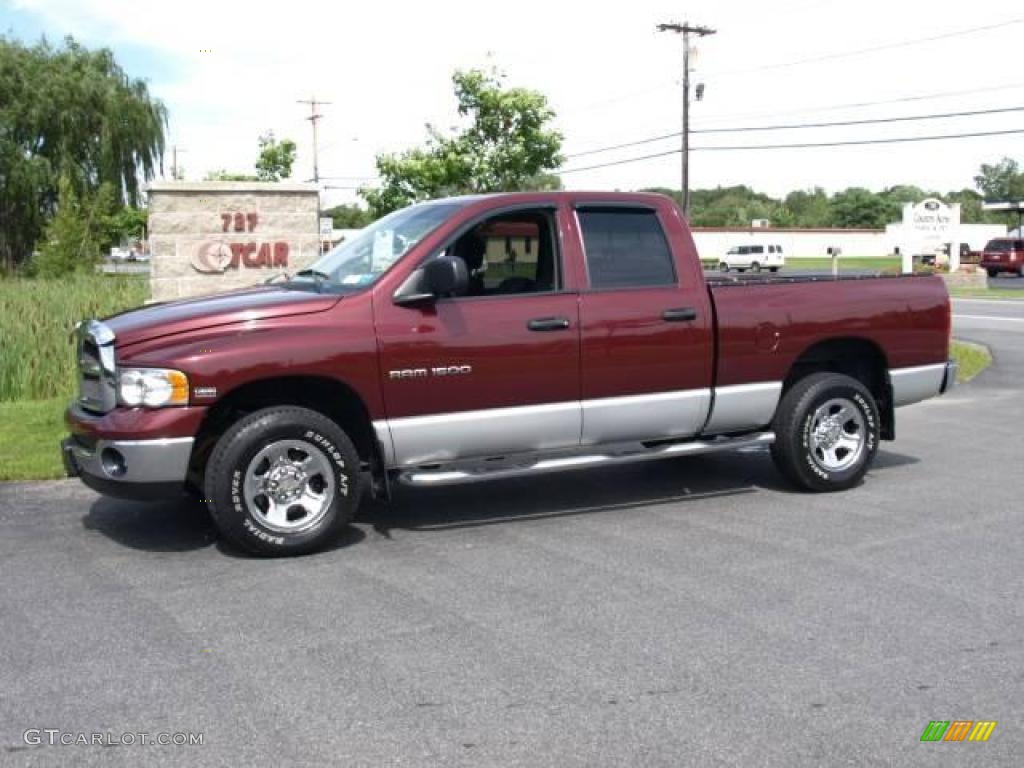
[193,386,217,399]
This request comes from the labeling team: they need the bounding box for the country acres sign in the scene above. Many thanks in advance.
[909,198,956,244]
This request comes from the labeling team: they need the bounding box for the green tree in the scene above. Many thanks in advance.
[33,178,117,277]
[203,131,297,182]
[974,157,1024,201]
[322,203,374,229]
[944,188,993,224]
[829,187,892,229]
[361,68,563,217]
[0,35,167,269]
[104,206,148,247]
[255,131,297,181]
[783,187,831,227]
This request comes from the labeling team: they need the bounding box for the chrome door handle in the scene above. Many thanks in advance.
[527,316,571,332]
[662,307,697,322]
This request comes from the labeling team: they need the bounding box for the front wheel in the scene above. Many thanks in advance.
[719,262,730,273]
[204,406,363,556]
[770,373,879,492]
[750,261,762,273]
[986,268,998,278]
[769,267,779,273]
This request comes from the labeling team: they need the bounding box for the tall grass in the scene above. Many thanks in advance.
[0,275,149,401]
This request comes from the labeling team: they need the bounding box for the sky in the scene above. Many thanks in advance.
[4,0,1024,207]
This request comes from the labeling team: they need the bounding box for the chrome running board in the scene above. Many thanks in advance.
[397,431,775,487]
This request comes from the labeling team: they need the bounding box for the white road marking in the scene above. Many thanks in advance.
[953,314,1024,323]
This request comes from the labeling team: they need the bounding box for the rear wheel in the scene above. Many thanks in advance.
[204,406,362,556]
[986,268,998,278]
[750,261,762,273]
[770,373,879,492]
[769,266,779,273]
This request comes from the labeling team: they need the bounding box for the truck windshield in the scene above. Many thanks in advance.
[289,201,464,292]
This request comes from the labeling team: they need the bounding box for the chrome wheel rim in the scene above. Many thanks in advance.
[809,398,866,472]
[243,439,334,533]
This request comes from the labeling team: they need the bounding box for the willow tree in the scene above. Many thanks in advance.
[0,36,167,269]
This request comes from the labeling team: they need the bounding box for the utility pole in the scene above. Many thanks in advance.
[657,22,716,217]
[170,145,186,180]
[297,97,332,185]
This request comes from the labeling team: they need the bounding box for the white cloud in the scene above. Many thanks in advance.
[12,0,1024,204]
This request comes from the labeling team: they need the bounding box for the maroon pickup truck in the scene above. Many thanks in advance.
[63,192,955,555]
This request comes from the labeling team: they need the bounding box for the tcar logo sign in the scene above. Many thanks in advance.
[191,241,233,273]
[190,210,290,274]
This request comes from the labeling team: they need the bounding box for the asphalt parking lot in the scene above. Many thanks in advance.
[1,301,1021,767]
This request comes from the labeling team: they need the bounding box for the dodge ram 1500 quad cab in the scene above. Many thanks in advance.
[63,192,956,555]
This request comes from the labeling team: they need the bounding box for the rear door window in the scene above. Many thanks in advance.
[578,209,677,289]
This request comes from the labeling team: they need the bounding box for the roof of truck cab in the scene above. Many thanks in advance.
[435,190,678,208]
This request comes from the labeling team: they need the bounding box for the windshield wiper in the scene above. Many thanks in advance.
[264,271,291,284]
[292,268,331,292]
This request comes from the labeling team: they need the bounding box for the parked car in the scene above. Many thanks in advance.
[63,192,955,556]
[979,238,1024,277]
[719,244,784,273]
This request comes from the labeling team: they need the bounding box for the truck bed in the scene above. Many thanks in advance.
[706,273,950,388]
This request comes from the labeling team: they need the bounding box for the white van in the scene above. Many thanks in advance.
[719,244,784,273]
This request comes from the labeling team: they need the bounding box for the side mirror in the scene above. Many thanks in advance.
[393,255,469,306]
[424,255,469,296]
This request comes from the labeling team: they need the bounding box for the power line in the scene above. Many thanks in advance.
[566,19,1024,115]
[688,81,1024,127]
[707,17,1024,79]
[566,105,1024,159]
[559,127,1024,174]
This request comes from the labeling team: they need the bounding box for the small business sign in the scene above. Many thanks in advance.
[910,198,954,244]
[190,210,290,274]
[319,217,333,238]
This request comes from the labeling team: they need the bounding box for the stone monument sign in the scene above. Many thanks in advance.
[147,181,321,301]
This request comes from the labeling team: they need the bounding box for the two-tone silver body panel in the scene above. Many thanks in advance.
[376,381,781,469]
[375,362,953,470]
[890,362,953,407]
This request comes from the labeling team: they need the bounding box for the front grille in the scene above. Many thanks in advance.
[75,320,117,413]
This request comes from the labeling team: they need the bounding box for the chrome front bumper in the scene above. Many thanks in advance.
[62,435,194,498]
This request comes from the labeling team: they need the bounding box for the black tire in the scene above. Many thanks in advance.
[750,261,762,273]
[204,406,362,556]
[986,268,998,278]
[770,372,879,492]
[769,267,779,273]
[719,262,730,273]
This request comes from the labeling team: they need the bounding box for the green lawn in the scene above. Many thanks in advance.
[0,398,67,481]
[948,285,1024,300]
[950,340,992,383]
[0,339,992,483]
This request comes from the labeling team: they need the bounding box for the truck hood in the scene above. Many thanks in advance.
[104,286,342,347]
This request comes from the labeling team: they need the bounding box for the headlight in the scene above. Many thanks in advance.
[118,368,189,407]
